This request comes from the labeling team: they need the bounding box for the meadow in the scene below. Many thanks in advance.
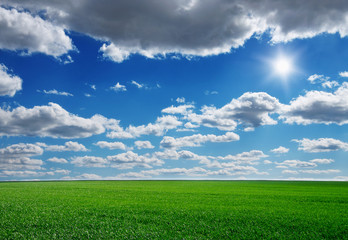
[0,180,347,239]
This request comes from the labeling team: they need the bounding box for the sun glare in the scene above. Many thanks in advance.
[272,55,293,78]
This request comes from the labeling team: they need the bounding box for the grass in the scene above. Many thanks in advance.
[0,181,347,239]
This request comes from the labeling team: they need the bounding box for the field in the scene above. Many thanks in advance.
[0,181,347,239]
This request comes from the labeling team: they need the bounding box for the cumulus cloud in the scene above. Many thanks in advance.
[0,64,22,97]
[339,71,348,77]
[160,132,239,149]
[110,82,127,92]
[0,103,108,138]
[38,89,73,96]
[47,157,68,164]
[299,169,341,174]
[95,141,127,150]
[307,74,329,84]
[216,150,268,162]
[276,160,317,168]
[41,141,88,152]
[176,97,185,103]
[5,1,348,62]
[0,143,43,170]
[134,141,155,149]
[0,170,46,178]
[107,151,163,169]
[310,158,334,164]
[293,138,348,152]
[107,115,182,139]
[0,7,73,57]
[280,83,348,125]
[162,104,195,115]
[187,92,281,131]
[282,170,298,174]
[71,156,108,168]
[322,81,339,89]
[270,146,289,154]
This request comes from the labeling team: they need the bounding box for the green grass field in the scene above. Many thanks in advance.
[0,181,347,239]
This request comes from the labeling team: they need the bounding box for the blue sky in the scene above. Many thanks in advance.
[0,1,348,181]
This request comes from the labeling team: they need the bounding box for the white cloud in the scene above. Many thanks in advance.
[187,92,281,131]
[110,82,127,92]
[310,159,334,164]
[0,103,108,138]
[47,157,68,164]
[176,97,185,103]
[263,160,272,164]
[300,169,341,174]
[108,115,182,139]
[107,151,163,169]
[134,141,155,149]
[0,170,46,178]
[276,160,317,168]
[0,7,73,57]
[280,83,348,125]
[270,146,289,154]
[43,141,88,152]
[160,132,239,149]
[339,71,348,77]
[217,150,268,162]
[38,89,73,96]
[0,64,22,97]
[282,170,298,174]
[71,156,108,168]
[322,81,339,89]
[162,104,194,115]
[131,80,144,89]
[0,143,43,170]
[204,90,218,95]
[4,1,348,62]
[77,173,102,180]
[95,141,127,150]
[293,138,348,153]
[307,74,329,84]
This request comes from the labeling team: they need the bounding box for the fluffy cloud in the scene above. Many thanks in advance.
[187,92,281,131]
[134,141,155,149]
[38,89,73,96]
[160,132,239,149]
[299,169,341,174]
[95,141,127,150]
[0,7,73,57]
[270,146,289,154]
[0,64,22,97]
[276,160,317,168]
[162,104,195,115]
[0,103,108,138]
[293,138,348,152]
[71,156,108,168]
[280,83,348,125]
[339,71,348,77]
[307,74,329,84]
[107,151,163,169]
[216,150,268,162]
[0,170,46,178]
[47,157,68,164]
[41,141,88,152]
[107,115,182,139]
[0,143,43,170]
[110,82,127,92]
[310,158,334,164]
[4,1,348,62]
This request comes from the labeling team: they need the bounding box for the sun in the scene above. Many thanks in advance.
[271,55,294,78]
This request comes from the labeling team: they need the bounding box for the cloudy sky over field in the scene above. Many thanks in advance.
[0,0,348,181]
